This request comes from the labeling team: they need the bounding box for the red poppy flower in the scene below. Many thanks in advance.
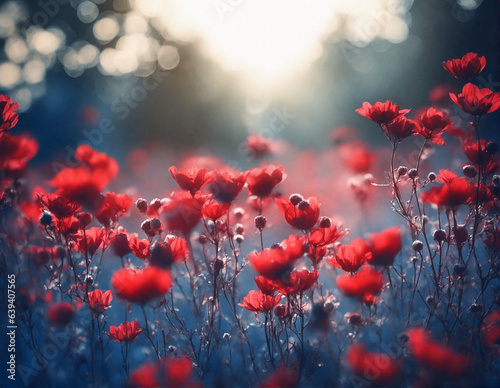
[271,269,319,295]
[48,302,75,326]
[339,142,375,173]
[95,192,132,227]
[450,83,500,116]
[130,356,197,388]
[149,235,188,268]
[50,145,119,208]
[54,215,81,236]
[254,276,278,295]
[415,107,453,145]
[160,191,211,235]
[281,235,307,261]
[275,194,320,231]
[111,232,133,258]
[356,100,410,125]
[367,227,402,266]
[261,365,298,388]
[201,199,230,221]
[239,289,281,313]
[337,265,384,301]
[111,267,172,304]
[328,245,371,273]
[384,117,419,143]
[88,289,112,314]
[0,95,19,134]
[209,170,248,203]
[407,328,468,377]
[442,53,486,79]
[308,222,346,247]
[346,343,399,385]
[246,165,285,198]
[168,166,215,195]
[482,310,500,347]
[421,169,474,209]
[76,227,105,257]
[109,321,142,343]
[463,138,497,174]
[307,245,328,266]
[128,235,150,259]
[38,193,82,219]
[246,134,272,158]
[0,133,38,177]
[249,245,297,279]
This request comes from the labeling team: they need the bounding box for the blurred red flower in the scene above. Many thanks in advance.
[130,356,197,388]
[442,53,486,79]
[48,302,75,326]
[246,134,272,158]
[450,83,500,116]
[239,289,281,313]
[201,198,230,221]
[0,94,19,134]
[168,166,215,196]
[356,100,410,125]
[111,231,133,258]
[336,265,384,301]
[88,289,112,314]
[260,365,298,388]
[246,165,285,198]
[407,328,468,377]
[95,192,132,227]
[275,194,320,231]
[109,321,142,343]
[482,310,500,347]
[366,227,403,266]
[346,343,399,385]
[111,267,172,304]
[128,235,151,259]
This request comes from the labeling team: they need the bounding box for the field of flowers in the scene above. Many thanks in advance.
[1,53,500,387]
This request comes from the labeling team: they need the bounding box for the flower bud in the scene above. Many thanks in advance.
[470,303,484,313]
[346,313,362,326]
[289,193,303,206]
[77,212,93,227]
[453,264,467,277]
[274,305,287,318]
[233,207,245,220]
[254,215,267,230]
[397,166,408,177]
[485,141,498,155]
[454,225,468,245]
[297,200,310,211]
[39,210,53,226]
[408,168,418,179]
[135,198,147,213]
[149,198,162,210]
[198,234,208,244]
[234,234,244,244]
[235,223,244,235]
[433,229,447,243]
[150,217,162,231]
[318,216,332,228]
[463,164,477,178]
[412,240,424,252]
[428,172,437,182]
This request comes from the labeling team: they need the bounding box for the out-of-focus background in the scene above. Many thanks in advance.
[0,0,498,165]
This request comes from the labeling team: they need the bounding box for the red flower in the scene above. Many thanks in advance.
[308,222,346,247]
[275,194,320,231]
[421,169,474,209]
[407,328,468,377]
[482,310,500,347]
[201,199,230,221]
[109,321,142,343]
[442,53,486,79]
[130,356,197,388]
[261,365,298,388]
[0,133,38,178]
[168,166,215,195]
[246,134,272,158]
[463,137,497,174]
[76,227,105,257]
[0,95,19,134]
[239,289,281,313]
[449,83,500,116]
[339,142,374,173]
[38,193,82,219]
[416,107,453,145]
[209,170,247,203]
[384,117,419,142]
[111,267,172,304]
[111,232,133,258]
[160,191,211,235]
[128,235,150,259]
[50,145,119,208]
[367,227,402,266]
[337,265,384,301]
[249,245,297,279]
[246,165,285,198]
[356,100,410,125]
[95,192,132,227]
[281,235,307,261]
[48,302,75,326]
[150,235,188,268]
[346,343,399,385]
[54,215,81,235]
[327,245,370,273]
[88,289,112,314]
[271,269,319,295]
